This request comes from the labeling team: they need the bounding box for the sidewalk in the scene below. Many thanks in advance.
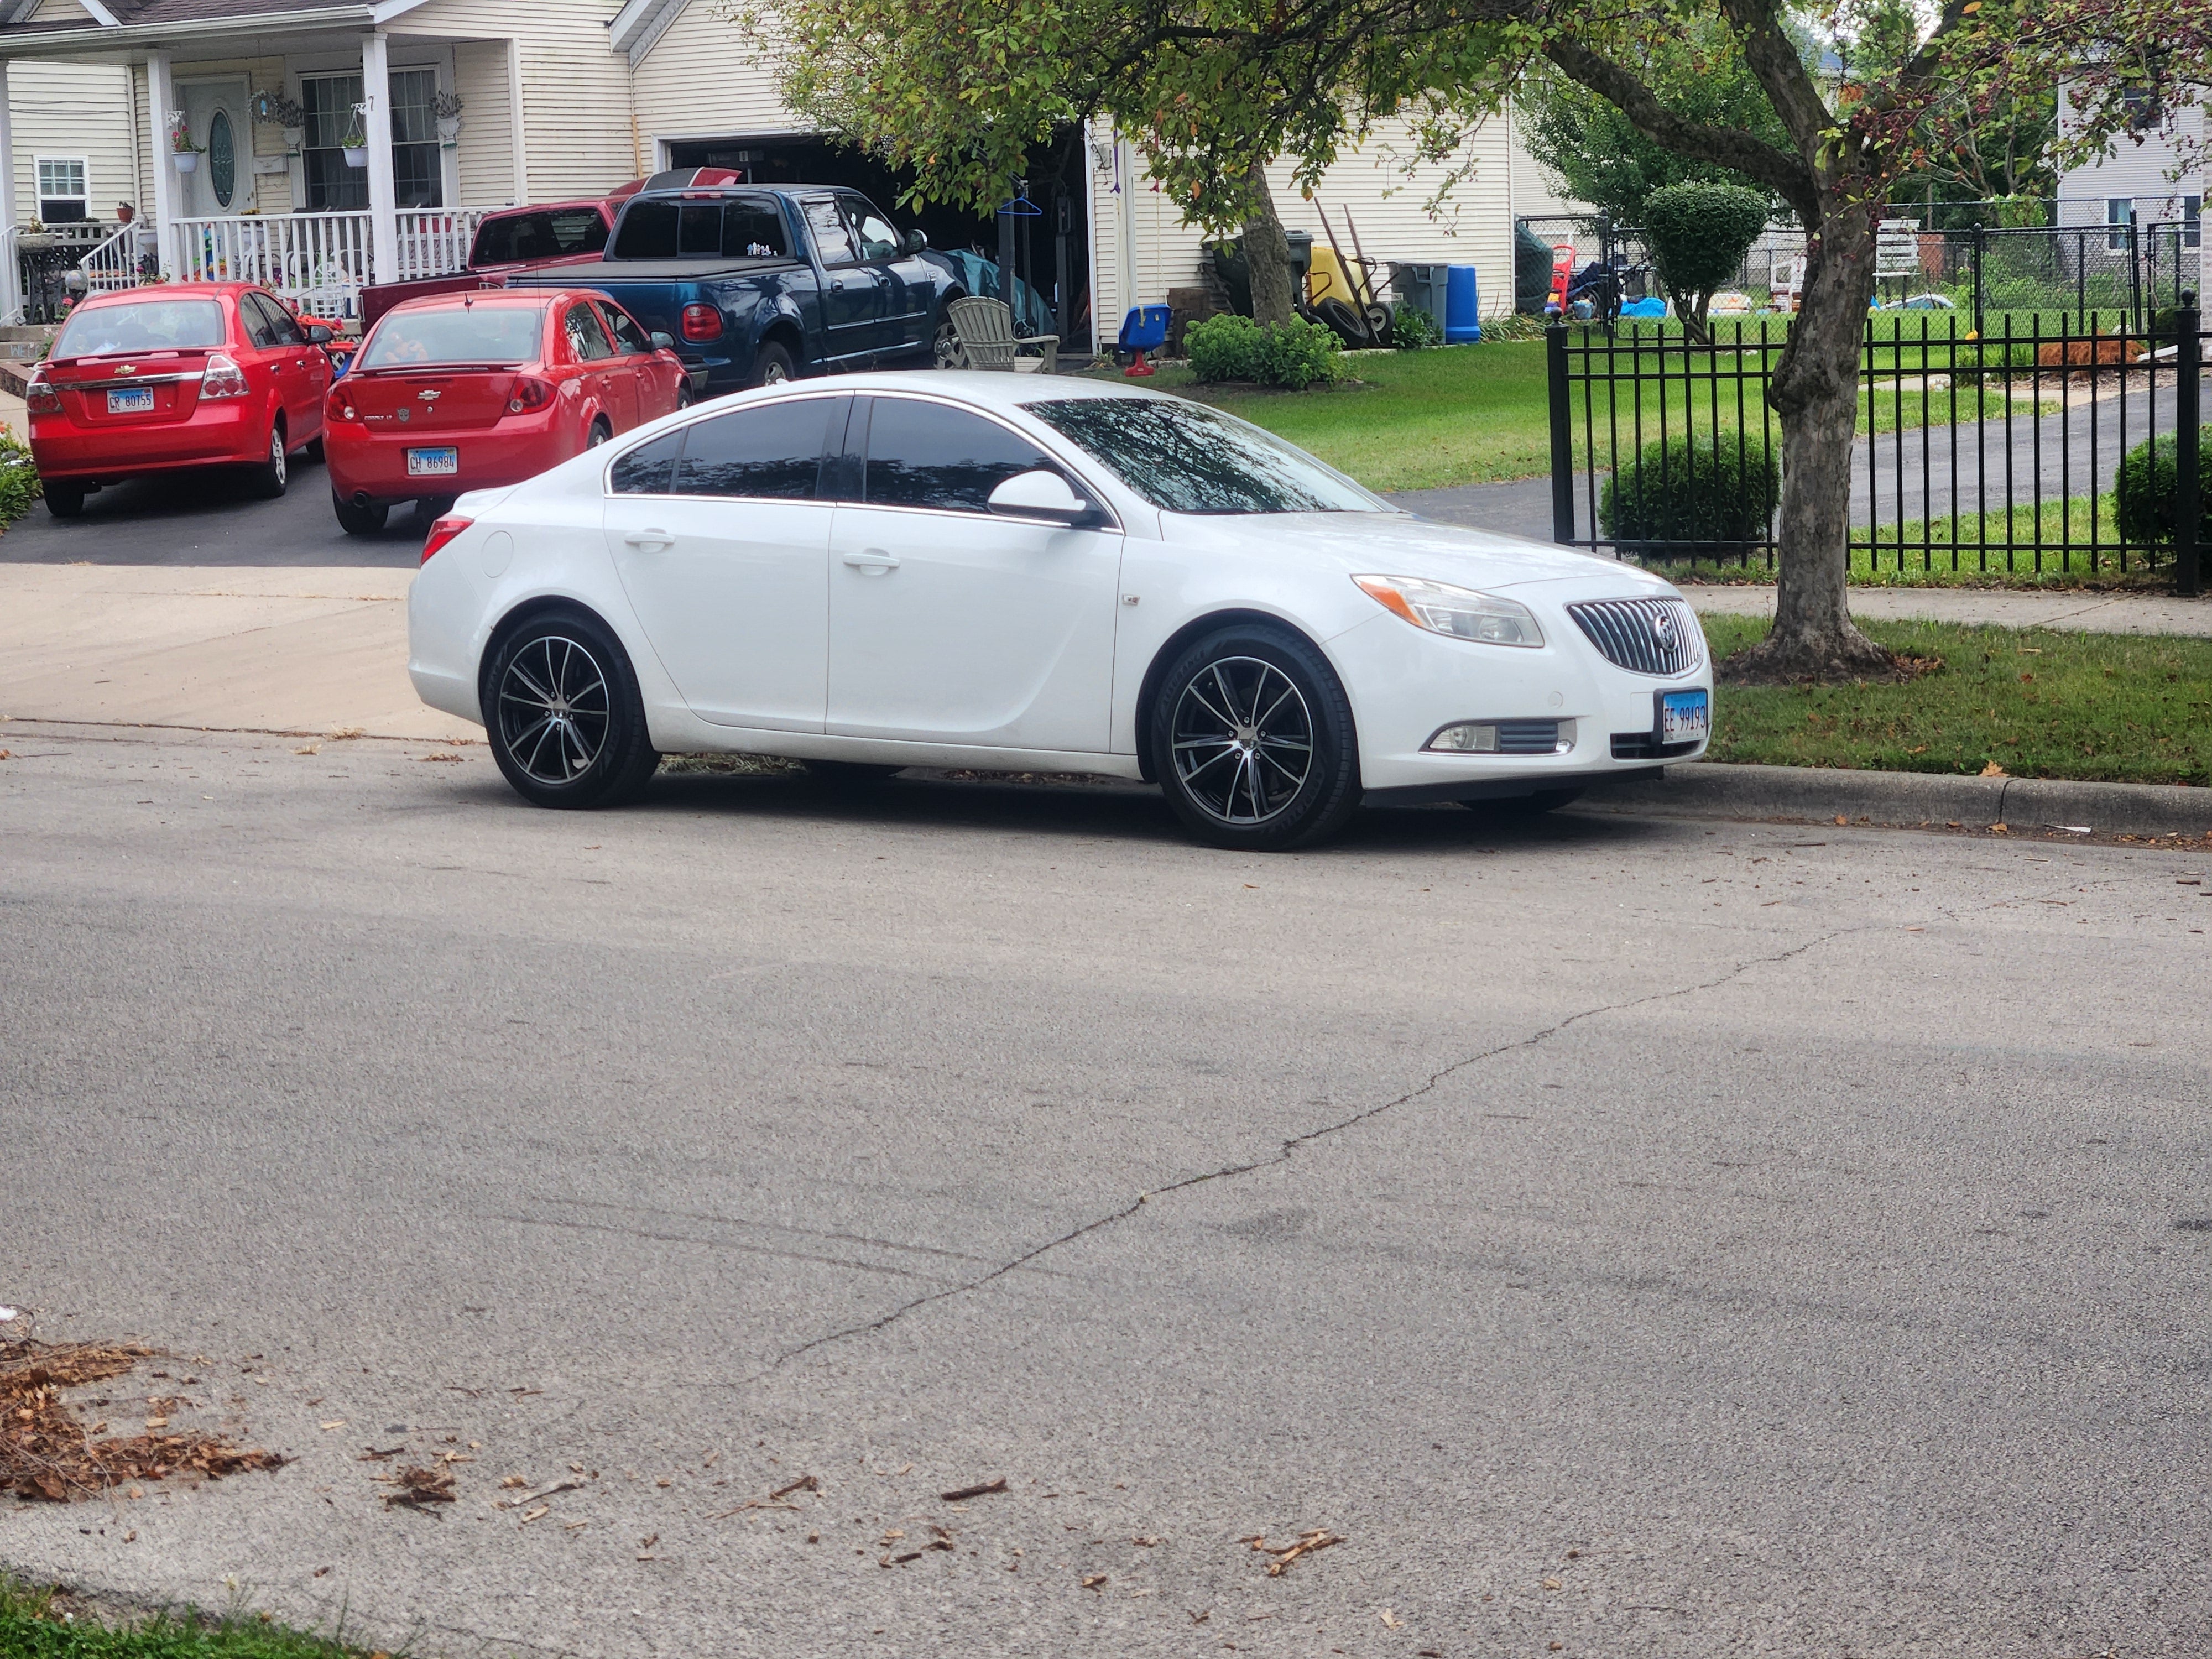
[1683,583,2212,636]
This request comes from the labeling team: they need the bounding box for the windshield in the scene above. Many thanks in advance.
[1022,397,1387,514]
[54,299,227,358]
[357,305,546,370]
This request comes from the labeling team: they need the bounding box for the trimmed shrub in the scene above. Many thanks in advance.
[1599,430,1779,551]
[0,427,41,527]
[1186,313,1343,389]
[1392,304,1443,350]
[2115,425,2212,546]
[1640,182,1770,340]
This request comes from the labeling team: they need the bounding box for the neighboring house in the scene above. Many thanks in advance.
[2056,84,2204,294]
[1,0,1532,342]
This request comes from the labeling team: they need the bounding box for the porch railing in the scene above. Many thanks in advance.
[164,207,497,320]
[79,223,144,295]
[394,209,489,283]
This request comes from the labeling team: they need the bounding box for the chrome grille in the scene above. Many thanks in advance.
[1567,597,1703,676]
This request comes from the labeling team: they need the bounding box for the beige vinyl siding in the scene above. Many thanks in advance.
[24,0,98,22]
[1506,105,1589,220]
[131,62,152,218]
[631,0,802,147]
[400,0,636,199]
[1092,115,1517,332]
[12,61,136,224]
[451,38,515,206]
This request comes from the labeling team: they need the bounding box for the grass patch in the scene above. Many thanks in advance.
[1703,615,2212,785]
[0,1578,380,1659]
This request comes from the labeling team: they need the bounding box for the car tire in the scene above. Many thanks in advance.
[586,417,613,448]
[246,420,289,499]
[749,342,796,388]
[43,482,87,519]
[332,492,388,536]
[302,434,325,463]
[932,313,966,370]
[675,384,694,411]
[1149,623,1361,852]
[416,494,458,520]
[483,609,660,811]
[1459,787,1585,817]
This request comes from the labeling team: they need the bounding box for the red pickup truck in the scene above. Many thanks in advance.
[358,169,740,330]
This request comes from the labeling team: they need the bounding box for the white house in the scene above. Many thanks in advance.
[2056,84,2204,297]
[1,0,1539,345]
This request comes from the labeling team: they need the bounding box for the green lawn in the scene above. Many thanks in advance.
[0,1579,379,1659]
[1703,616,2212,785]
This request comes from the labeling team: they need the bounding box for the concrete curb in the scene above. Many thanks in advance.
[1581,761,2212,837]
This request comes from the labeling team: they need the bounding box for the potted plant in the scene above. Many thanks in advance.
[17,217,54,249]
[434,89,465,144]
[253,91,307,155]
[169,113,204,174]
[341,105,369,169]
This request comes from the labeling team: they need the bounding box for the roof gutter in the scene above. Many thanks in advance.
[0,6,378,55]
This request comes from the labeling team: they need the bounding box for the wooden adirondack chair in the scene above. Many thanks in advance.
[946,295,1058,373]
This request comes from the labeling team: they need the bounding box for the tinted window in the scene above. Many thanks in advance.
[843,198,899,260]
[804,199,860,265]
[54,298,227,357]
[721,200,791,259]
[564,304,615,362]
[252,293,305,346]
[473,208,607,266]
[598,302,651,356]
[357,305,546,369]
[676,204,723,257]
[611,428,683,494]
[612,200,679,259]
[1023,397,1383,514]
[674,399,839,499]
[238,294,281,349]
[862,398,1051,513]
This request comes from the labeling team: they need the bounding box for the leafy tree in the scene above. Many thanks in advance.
[1517,25,1790,223]
[769,0,2212,677]
[1641,181,1771,340]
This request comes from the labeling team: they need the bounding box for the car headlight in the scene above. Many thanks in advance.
[1353,575,1544,647]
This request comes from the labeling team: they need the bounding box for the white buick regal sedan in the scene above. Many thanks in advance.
[406,372,1712,850]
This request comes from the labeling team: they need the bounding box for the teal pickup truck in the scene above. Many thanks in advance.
[505,184,964,397]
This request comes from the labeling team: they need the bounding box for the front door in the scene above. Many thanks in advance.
[179,80,253,219]
[604,394,849,731]
[826,394,1122,752]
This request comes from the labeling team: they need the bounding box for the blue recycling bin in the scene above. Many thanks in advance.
[1444,265,1481,343]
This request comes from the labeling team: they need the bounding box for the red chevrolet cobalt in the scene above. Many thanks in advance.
[24,283,337,518]
[324,290,689,534]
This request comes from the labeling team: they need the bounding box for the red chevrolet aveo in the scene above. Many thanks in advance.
[324,290,689,534]
[24,282,337,519]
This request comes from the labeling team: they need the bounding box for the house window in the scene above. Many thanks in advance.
[388,69,443,209]
[2106,197,2133,252]
[35,156,88,223]
[300,73,367,211]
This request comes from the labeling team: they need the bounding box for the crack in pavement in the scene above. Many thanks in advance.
[737,917,1880,1387]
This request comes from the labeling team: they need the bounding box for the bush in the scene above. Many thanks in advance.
[0,427,41,528]
[1185,314,1343,389]
[1392,304,1443,350]
[2115,425,2212,546]
[1599,430,1778,551]
[1640,182,1770,337]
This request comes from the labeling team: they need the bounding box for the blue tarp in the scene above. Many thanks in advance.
[920,249,1055,337]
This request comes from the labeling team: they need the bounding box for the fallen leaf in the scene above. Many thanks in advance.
[655,1478,671,1488]
[520,1505,550,1524]
[1833,815,1847,826]
[1543,1576,1563,1590]
[293,745,320,756]
[1082,1574,1108,1590]
[144,1417,169,1431]
[319,1420,346,1431]
[1380,1608,1402,1628]
[381,1466,455,1508]
[499,1475,528,1489]
[1980,760,2007,777]
[418,752,465,764]
[328,727,364,741]
[702,1450,720,1468]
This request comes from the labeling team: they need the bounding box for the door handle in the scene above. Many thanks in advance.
[842,549,899,573]
[623,529,675,550]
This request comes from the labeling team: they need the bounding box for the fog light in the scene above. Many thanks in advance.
[1430,721,1500,753]
[1425,718,1575,755]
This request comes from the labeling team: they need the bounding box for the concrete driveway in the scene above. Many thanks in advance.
[3,723,2208,1657]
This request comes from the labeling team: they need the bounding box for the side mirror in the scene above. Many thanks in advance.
[649,330,677,351]
[903,227,929,255]
[303,323,335,345]
[987,468,1098,528]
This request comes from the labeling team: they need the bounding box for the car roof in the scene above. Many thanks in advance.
[726,371,1177,412]
[72,281,253,308]
[381,289,563,316]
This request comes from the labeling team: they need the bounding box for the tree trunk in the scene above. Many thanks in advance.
[1241,165,1299,327]
[1726,194,1897,680]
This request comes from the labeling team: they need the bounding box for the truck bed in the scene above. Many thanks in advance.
[504,256,807,285]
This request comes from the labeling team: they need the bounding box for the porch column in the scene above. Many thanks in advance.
[360,32,398,285]
[0,60,19,321]
[147,51,180,280]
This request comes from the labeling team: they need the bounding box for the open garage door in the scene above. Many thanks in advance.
[661,131,1091,346]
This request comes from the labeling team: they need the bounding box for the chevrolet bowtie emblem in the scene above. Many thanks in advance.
[418,388,440,401]
[117,364,138,375]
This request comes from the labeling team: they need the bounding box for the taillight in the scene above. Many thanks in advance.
[23,372,60,416]
[421,514,472,566]
[200,352,249,399]
[680,303,723,342]
[505,375,555,414]
[326,387,359,424]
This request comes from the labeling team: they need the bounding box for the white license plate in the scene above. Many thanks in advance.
[106,388,155,414]
[406,447,458,477]
[1660,688,1710,744]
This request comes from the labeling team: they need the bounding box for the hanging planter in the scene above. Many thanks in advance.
[434,89,465,146]
[341,102,369,169]
[168,112,205,174]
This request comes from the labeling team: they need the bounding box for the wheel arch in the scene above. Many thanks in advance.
[1131,607,1334,784]
[477,593,624,713]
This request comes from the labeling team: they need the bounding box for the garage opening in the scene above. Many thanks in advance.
[661,130,1092,346]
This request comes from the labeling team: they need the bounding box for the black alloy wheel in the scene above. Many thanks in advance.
[1150,624,1361,851]
[483,610,660,810]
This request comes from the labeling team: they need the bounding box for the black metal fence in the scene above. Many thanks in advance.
[1545,302,2205,596]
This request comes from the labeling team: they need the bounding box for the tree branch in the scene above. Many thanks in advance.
[1542,38,1818,222]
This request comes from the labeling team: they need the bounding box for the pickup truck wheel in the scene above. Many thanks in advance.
[749,342,795,388]
[332,492,388,536]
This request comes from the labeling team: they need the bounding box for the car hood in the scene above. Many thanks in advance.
[1157,510,1681,596]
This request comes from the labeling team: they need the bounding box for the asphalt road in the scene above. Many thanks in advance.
[3,723,2209,1657]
